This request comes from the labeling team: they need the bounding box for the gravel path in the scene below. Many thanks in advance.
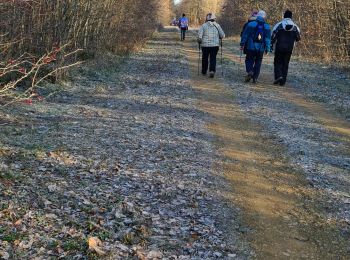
[0,28,249,259]
[222,41,350,242]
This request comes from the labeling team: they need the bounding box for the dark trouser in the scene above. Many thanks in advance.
[202,46,219,74]
[245,50,264,80]
[180,28,186,40]
[274,51,292,84]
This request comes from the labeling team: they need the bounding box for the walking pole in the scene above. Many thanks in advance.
[239,48,243,74]
[198,43,201,76]
[240,49,243,64]
[265,51,269,66]
[220,39,223,76]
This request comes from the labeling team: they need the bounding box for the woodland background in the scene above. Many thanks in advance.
[0,0,172,102]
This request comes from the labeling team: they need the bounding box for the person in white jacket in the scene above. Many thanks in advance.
[198,13,225,78]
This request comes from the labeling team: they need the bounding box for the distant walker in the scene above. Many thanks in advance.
[178,13,189,41]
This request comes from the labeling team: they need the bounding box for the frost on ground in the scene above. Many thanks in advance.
[224,38,350,120]
[288,62,350,119]
[0,29,248,259]
[223,44,350,234]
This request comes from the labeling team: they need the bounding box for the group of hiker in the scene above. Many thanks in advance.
[179,9,301,85]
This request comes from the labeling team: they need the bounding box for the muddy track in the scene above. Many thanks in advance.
[183,29,350,259]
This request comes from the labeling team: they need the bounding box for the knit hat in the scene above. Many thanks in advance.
[257,10,267,19]
[251,9,258,17]
[206,13,216,21]
[284,10,293,19]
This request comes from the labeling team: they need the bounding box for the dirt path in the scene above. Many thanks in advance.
[183,30,350,258]
[221,38,350,229]
[1,27,349,259]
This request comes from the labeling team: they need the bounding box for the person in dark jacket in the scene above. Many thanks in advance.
[240,10,271,84]
[272,10,301,86]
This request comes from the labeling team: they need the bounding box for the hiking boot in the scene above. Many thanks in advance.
[279,81,286,86]
[252,78,257,84]
[209,71,215,78]
[273,77,283,85]
[245,72,253,82]
[201,72,207,76]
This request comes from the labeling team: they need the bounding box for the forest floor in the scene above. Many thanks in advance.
[0,27,349,259]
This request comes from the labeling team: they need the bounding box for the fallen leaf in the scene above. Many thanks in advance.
[14,219,22,226]
[47,184,58,193]
[147,250,163,259]
[88,237,106,256]
[0,251,10,260]
[135,250,146,260]
[18,238,34,249]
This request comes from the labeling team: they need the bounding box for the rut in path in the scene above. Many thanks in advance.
[183,29,350,259]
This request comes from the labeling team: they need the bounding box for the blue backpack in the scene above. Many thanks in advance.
[180,18,188,29]
[253,21,265,43]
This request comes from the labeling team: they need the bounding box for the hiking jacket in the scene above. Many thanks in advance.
[198,21,225,47]
[240,16,271,53]
[272,18,301,53]
[240,16,257,37]
[178,17,189,29]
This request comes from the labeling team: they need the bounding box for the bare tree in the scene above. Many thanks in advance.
[175,0,224,25]
[0,0,172,103]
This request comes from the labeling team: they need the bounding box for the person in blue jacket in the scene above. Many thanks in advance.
[178,14,189,41]
[240,10,271,83]
[240,9,258,55]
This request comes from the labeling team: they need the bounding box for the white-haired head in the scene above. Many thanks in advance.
[257,10,267,19]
